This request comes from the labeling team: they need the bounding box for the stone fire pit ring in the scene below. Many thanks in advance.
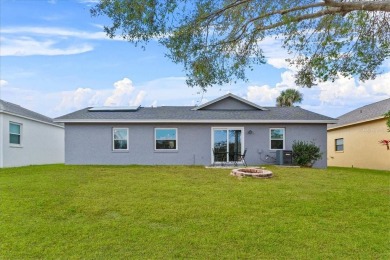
[231,167,273,178]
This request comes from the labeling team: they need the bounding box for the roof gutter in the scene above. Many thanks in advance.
[327,116,384,131]
[54,119,338,124]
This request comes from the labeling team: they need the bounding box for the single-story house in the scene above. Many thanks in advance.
[0,100,64,168]
[55,94,336,168]
[327,98,390,171]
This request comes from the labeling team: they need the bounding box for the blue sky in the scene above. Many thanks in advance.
[1,0,389,118]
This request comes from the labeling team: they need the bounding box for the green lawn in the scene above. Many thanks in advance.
[1,165,389,259]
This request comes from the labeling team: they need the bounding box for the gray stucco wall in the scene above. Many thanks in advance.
[65,123,327,168]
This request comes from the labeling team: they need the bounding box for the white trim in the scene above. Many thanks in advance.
[211,127,245,164]
[192,93,267,111]
[327,116,384,131]
[269,128,285,150]
[1,111,64,128]
[9,121,22,146]
[112,128,129,151]
[55,119,337,124]
[154,128,178,151]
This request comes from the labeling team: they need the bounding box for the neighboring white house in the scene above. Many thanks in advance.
[0,100,64,168]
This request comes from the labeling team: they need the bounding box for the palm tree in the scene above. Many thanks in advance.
[276,89,303,107]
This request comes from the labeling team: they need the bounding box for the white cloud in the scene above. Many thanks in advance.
[2,71,389,119]
[0,80,8,87]
[104,78,135,106]
[132,90,147,106]
[0,36,93,56]
[258,36,292,70]
[360,73,390,96]
[0,27,110,40]
[55,78,148,114]
[258,35,390,110]
[246,85,280,106]
[245,70,300,106]
[78,0,100,4]
[317,77,368,105]
[0,26,124,57]
[56,88,95,112]
[0,77,150,117]
[275,70,296,89]
[245,67,390,117]
[267,58,289,69]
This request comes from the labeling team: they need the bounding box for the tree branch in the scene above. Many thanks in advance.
[325,0,390,12]
[253,7,349,33]
[211,2,326,47]
[202,0,252,22]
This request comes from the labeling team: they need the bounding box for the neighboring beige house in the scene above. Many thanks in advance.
[327,99,390,171]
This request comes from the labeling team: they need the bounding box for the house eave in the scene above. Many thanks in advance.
[0,111,64,128]
[327,116,384,131]
[54,119,337,124]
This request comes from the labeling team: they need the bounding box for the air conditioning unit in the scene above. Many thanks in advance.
[275,150,293,165]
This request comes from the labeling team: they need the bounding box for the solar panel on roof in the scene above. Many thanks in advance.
[88,106,140,112]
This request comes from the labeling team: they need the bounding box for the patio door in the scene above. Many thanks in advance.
[212,127,244,163]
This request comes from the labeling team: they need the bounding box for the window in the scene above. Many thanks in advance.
[113,128,128,150]
[270,128,285,150]
[335,138,344,151]
[9,122,21,145]
[155,128,177,150]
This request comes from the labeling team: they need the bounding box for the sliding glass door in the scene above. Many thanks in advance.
[212,128,244,163]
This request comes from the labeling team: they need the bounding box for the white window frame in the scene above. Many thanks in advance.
[9,122,22,145]
[155,128,178,150]
[112,128,129,151]
[335,138,344,152]
[269,128,285,150]
[211,127,245,163]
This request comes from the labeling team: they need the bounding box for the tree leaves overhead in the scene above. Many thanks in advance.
[384,110,390,132]
[91,0,390,90]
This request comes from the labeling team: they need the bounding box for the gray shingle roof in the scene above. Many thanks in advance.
[0,99,59,125]
[328,98,390,129]
[55,105,335,122]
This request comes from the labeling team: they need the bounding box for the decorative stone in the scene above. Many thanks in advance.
[230,167,273,178]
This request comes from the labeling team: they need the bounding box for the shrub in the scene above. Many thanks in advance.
[292,140,322,167]
[384,110,390,132]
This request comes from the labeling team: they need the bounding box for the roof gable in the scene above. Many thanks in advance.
[192,93,267,111]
